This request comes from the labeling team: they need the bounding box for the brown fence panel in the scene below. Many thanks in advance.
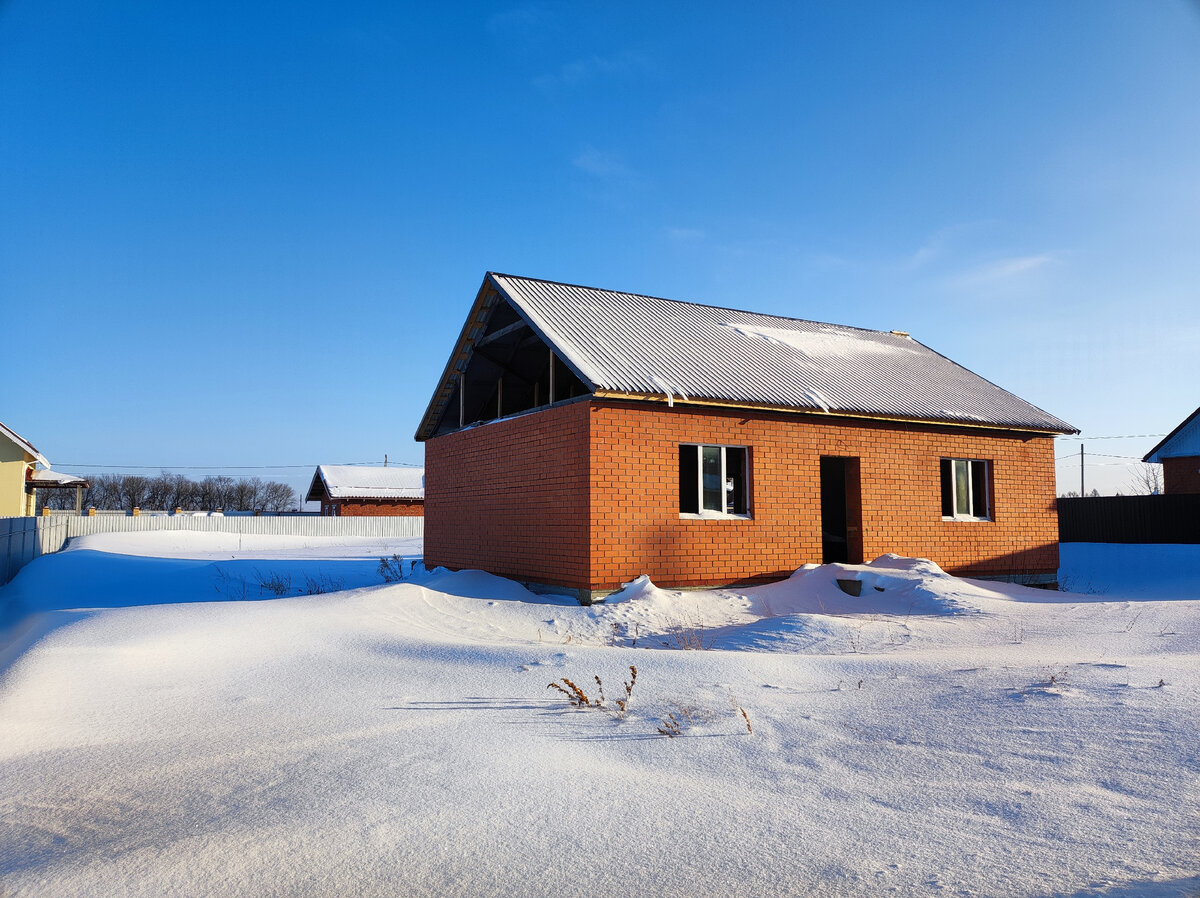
[1057,495,1200,543]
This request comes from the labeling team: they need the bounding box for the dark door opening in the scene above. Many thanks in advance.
[820,456,863,564]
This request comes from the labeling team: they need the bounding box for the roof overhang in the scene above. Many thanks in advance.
[414,273,597,442]
[591,390,1076,436]
[305,468,328,503]
[1,421,50,467]
[1143,405,1200,463]
[26,469,90,490]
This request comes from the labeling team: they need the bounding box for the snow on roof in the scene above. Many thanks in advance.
[28,469,89,487]
[0,420,49,467]
[1143,406,1200,463]
[306,465,424,502]
[416,273,1077,439]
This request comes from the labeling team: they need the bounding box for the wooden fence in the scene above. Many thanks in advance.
[0,514,424,586]
[1057,495,1200,544]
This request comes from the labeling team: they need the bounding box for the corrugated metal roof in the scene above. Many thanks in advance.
[307,465,425,501]
[488,273,1075,433]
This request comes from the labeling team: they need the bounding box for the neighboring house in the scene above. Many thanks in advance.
[306,464,425,516]
[0,421,47,517]
[1142,407,1200,494]
[415,272,1077,601]
[0,420,89,516]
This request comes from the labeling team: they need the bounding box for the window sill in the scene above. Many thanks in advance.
[680,511,753,521]
[941,516,992,523]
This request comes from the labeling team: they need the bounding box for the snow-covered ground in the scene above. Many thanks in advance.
[1,534,1197,898]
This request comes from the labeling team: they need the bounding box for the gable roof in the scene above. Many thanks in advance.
[1143,406,1200,463]
[306,465,424,502]
[0,420,49,466]
[416,272,1076,440]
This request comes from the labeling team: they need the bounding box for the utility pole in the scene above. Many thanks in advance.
[1080,443,1084,496]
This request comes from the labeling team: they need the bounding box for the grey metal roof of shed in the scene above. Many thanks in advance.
[417,272,1076,438]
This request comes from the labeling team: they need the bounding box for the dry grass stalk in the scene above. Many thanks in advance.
[667,614,713,650]
[739,707,752,734]
[547,677,594,707]
[377,554,406,583]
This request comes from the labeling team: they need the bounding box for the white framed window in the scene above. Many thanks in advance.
[940,458,990,521]
[679,444,749,517]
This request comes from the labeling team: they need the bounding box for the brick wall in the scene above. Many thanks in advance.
[333,499,424,517]
[1163,456,1200,494]
[312,487,424,517]
[424,398,1060,594]
[587,401,1059,590]
[424,400,591,587]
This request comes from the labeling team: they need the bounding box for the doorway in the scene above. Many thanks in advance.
[820,456,863,564]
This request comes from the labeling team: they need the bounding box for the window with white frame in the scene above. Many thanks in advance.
[679,444,749,516]
[940,458,990,520]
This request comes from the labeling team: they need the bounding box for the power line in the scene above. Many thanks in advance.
[1062,433,1166,440]
[56,461,420,470]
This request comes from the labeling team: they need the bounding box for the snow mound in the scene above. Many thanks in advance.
[603,574,671,606]
[866,553,946,576]
[407,565,574,604]
[745,555,973,618]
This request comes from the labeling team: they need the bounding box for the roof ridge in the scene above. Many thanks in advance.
[489,271,899,338]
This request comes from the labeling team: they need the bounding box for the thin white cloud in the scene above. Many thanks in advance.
[487,5,551,37]
[904,220,997,271]
[534,51,649,90]
[572,146,630,179]
[950,253,1061,288]
[665,227,705,242]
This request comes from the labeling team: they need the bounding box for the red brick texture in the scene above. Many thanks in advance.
[424,400,591,587]
[1162,456,1200,494]
[332,499,423,516]
[424,398,1060,593]
[312,488,424,517]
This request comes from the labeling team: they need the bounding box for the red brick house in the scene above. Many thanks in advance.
[306,464,424,516]
[416,273,1076,601]
[1143,407,1200,493]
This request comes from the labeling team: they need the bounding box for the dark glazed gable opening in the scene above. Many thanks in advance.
[432,297,591,436]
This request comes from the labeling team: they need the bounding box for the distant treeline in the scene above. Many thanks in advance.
[38,473,299,513]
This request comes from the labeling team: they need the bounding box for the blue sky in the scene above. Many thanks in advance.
[2,1,1198,501]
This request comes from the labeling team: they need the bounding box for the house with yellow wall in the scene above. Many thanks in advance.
[0,420,48,517]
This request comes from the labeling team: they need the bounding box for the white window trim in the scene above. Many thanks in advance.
[679,443,751,519]
[941,457,991,522]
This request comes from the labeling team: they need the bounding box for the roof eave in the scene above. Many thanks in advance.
[304,467,328,503]
[0,421,50,467]
[592,390,1078,436]
[1142,405,1200,463]
[413,273,598,442]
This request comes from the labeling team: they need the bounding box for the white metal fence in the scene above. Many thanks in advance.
[1,517,70,586]
[0,515,424,586]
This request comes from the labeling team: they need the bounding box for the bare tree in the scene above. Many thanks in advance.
[146,472,176,510]
[173,474,202,510]
[120,475,152,512]
[261,481,298,513]
[57,472,298,513]
[87,474,124,510]
[1128,462,1164,495]
[231,476,264,512]
[200,475,236,511]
